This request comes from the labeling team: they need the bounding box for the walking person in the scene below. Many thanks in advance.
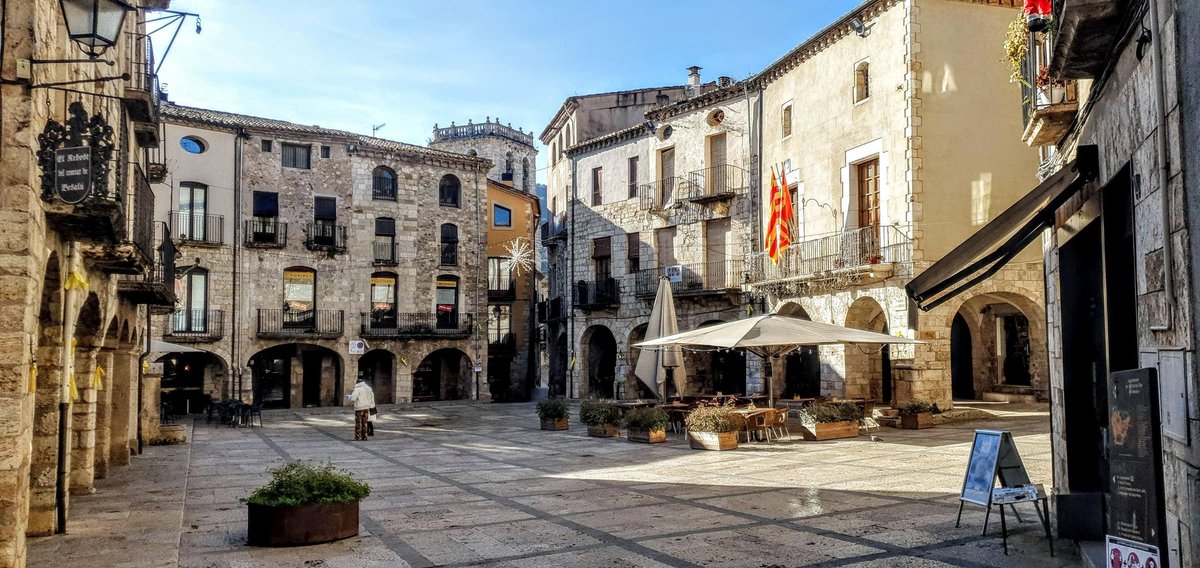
[347,378,375,441]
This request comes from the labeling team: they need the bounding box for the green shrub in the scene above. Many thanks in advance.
[684,405,740,433]
[579,399,622,426]
[243,461,370,507]
[622,407,669,431]
[898,400,938,415]
[799,402,864,424]
[536,398,569,421]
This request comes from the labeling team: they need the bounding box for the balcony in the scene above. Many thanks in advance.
[634,259,746,298]
[122,33,161,147]
[541,215,568,245]
[489,333,517,355]
[372,242,399,266]
[165,310,224,342]
[749,226,913,288]
[639,177,687,213]
[78,166,155,274]
[257,309,344,339]
[1049,0,1125,79]
[304,222,347,252]
[117,259,174,311]
[144,124,167,182]
[573,278,619,310]
[685,164,748,204]
[538,297,565,323]
[488,282,516,302]
[1021,34,1080,147]
[360,312,474,339]
[244,218,287,248]
[170,211,224,246]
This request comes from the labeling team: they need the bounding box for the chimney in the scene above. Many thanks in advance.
[687,66,702,87]
[718,76,733,88]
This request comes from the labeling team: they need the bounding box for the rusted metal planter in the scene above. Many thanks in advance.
[586,423,619,438]
[246,501,359,546]
[627,428,667,444]
[540,417,568,430]
[688,431,738,450]
[899,412,934,430]
[799,420,860,441]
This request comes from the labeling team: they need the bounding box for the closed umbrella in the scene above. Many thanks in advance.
[634,277,686,399]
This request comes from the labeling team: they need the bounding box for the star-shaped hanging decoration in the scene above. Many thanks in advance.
[502,237,535,275]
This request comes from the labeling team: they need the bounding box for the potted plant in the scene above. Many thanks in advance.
[1035,64,1067,105]
[684,405,739,450]
[579,399,622,437]
[898,400,939,430]
[243,461,371,547]
[1003,15,1029,86]
[798,402,863,441]
[536,398,569,430]
[622,407,669,443]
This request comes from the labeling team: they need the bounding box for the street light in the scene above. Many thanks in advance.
[59,0,135,59]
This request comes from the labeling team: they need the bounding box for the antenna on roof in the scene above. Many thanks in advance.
[372,123,386,137]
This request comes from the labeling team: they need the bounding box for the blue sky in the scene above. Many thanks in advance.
[156,1,865,174]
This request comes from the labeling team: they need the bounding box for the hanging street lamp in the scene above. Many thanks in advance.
[59,0,135,59]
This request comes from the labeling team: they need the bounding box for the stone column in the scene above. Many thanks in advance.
[93,349,114,479]
[27,352,65,536]
[69,348,98,495]
[107,346,136,468]
[139,371,162,446]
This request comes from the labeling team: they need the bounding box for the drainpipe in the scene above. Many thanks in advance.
[232,127,244,398]
[1148,0,1175,332]
[474,167,483,400]
[568,153,577,399]
[56,241,80,534]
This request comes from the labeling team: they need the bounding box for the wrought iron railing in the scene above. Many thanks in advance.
[244,218,287,247]
[170,211,224,245]
[686,164,748,200]
[538,297,565,323]
[257,309,344,338]
[130,166,155,263]
[360,312,473,338]
[304,222,347,252]
[1021,30,1079,128]
[166,309,224,341]
[123,32,160,123]
[573,278,620,308]
[541,215,568,244]
[751,225,912,283]
[638,177,686,211]
[372,242,398,265]
[634,259,746,297]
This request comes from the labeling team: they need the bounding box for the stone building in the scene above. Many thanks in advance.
[0,0,177,564]
[430,118,538,194]
[910,0,1197,562]
[151,103,493,408]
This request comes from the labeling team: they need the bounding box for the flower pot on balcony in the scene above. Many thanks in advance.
[1050,85,1067,104]
[798,420,860,441]
[627,427,667,444]
[688,431,738,450]
[246,501,359,547]
[540,417,568,431]
[900,412,934,430]
[587,424,619,438]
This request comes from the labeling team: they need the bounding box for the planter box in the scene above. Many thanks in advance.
[900,412,934,430]
[688,431,738,450]
[247,501,359,547]
[627,428,667,444]
[586,424,619,438]
[799,420,860,441]
[540,417,568,430]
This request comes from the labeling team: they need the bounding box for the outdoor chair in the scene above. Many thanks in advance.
[769,408,790,441]
[668,409,688,435]
[730,413,753,444]
[248,402,263,427]
[745,411,771,442]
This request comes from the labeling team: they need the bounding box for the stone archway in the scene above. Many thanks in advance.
[248,344,343,409]
[844,296,892,405]
[776,303,822,398]
[579,325,617,398]
[157,350,229,413]
[29,252,64,536]
[948,292,1047,401]
[684,320,746,396]
[412,348,472,401]
[358,349,395,404]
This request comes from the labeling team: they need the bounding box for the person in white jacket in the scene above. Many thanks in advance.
[347,378,375,441]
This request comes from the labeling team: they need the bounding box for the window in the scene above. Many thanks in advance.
[173,268,208,332]
[856,158,880,228]
[261,139,272,152]
[488,304,512,344]
[374,218,396,263]
[657,227,678,267]
[493,204,512,227]
[282,143,311,169]
[440,223,458,266]
[781,104,793,138]
[436,276,459,329]
[522,157,531,191]
[854,61,870,103]
[505,151,514,175]
[592,236,611,280]
[178,182,208,241]
[627,157,639,199]
[320,145,331,159]
[488,257,512,292]
[659,147,675,207]
[627,232,641,273]
[251,191,279,243]
[282,267,316,328]
[591,167,603,206]
[312,196,337,247]
[439,174,461,207]
[369,272,397,328]
[179,136,206,154]
[373,166,397,200]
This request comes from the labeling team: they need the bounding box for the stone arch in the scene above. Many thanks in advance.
[776,301,811,319]
[774,303,822,398]
[682,320,746,396]
[358,348,395,404]
[157,349,231,413]
[578,325,617,398]
[75,292,103,348]
[247,343,343,409]
[946,291,1047,400]
[412,348,472,401]
[29,251,64,536]
[844,296,892,404]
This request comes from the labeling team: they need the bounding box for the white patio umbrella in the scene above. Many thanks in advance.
[634,314,924,405]
[149,339,205,353]
[634,277,686,399]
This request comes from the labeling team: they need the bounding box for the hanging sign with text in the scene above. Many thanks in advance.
[54,146,92,204]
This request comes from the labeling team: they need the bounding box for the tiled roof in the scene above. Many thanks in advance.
[565,123,651,157]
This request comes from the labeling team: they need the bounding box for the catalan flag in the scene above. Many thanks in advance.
[765,168,795,263]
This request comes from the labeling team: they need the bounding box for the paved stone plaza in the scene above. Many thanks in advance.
[28,403,1082,567]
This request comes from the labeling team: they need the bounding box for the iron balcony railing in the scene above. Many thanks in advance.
[634,259,746,297]
[638,177,686,211]
[360,312,474,338]
[1020,28,1080,146]
[373,242,399,265]
[685,164,748,201]
[257,309,344,338]
[541,214,568,244]
[170,211,224,245]
[538,297,565,323]
[573,278,620,309]
[166,309,224,342]
[488,281,516,301]
[489,332,516,353]
[122,32,160,140]
[751,225,913,283]
[304,222,348,252]
[245,218,287,247]
[130,166,155,264]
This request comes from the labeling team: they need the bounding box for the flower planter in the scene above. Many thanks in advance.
[688,431,738,450]
[540,417,568,430]
[900,412,934,430]
[586,423,619,438]
[627,428,667,444]
[799,420,860,441]
[247,501,359,547]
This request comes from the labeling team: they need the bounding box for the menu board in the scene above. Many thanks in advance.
[1107,368,1167,565]
[960,429,1031,506]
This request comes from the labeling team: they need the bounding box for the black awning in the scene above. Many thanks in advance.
[906,145,1098,311]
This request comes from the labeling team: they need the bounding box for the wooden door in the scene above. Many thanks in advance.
[856,159,881,261]
[660,147,675,206]
[708,134,727,195]
[705,219,730,287]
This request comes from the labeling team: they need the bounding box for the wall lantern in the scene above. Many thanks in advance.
[60,0,135,59]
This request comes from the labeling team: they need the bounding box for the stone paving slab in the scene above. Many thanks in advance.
[29,402,1082,567]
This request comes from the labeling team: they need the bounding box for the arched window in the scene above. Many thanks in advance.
[173,267,209,333]
[440,223,459,266]
[854,61,870,103]
[369,271,398,328]
[505,151,514,175]
[550,142,557,166]
[373,166,397,200]
[439,174,461,207]
[522,157,531,191]
[467,149,477,157]
[282,266,317,328]
[435,275,460,329]
[781,104,793,138]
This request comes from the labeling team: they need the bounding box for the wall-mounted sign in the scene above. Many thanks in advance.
[1107,368,1167,565]
[348,339,366,355]
[664,265,683,283]
[54,146,92,203]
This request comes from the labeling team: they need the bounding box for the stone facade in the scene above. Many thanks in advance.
[430,120,538,194]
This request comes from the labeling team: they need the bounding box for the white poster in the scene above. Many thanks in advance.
[1106,535,1161,568]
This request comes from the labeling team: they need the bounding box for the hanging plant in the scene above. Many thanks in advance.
[1003,15,1029,86]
